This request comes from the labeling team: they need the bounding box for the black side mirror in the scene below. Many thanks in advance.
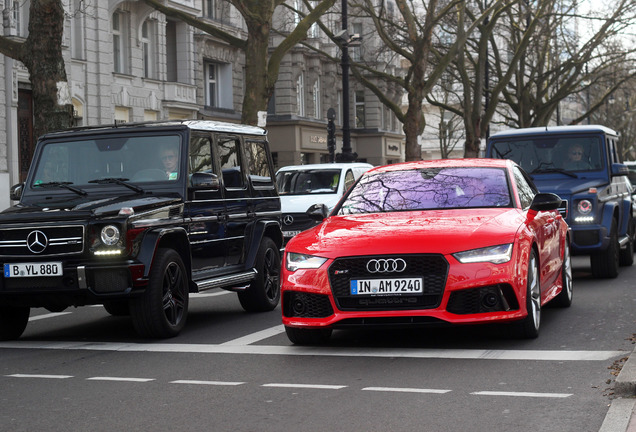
[611,163,629,177]
[530,192,562,212]
[10,183,24,201]
[307,203,329,222]
[190,172,220,190]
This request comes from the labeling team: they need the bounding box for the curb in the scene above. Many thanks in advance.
[599,346,636,432]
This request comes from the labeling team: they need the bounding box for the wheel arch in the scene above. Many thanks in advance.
[137,227,192,283]
[244,220,283,269]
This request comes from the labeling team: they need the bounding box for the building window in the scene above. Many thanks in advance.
[205,0,216,19]
[297,74,305,117]
[355,90,365,128]
[205,62,233,109]
[114,106,130,124]
[313,79,321,119]
[142,20,157,79]
[351,23,362,61]
[112,11,130,74]
[71,0,85,60]
[144,110,158,122]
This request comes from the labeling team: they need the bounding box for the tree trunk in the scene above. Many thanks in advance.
[22,0,73,140]
[242,22,271,126]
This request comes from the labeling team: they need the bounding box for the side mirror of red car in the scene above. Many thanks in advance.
[307,203,329,222]
[530,192,562,212]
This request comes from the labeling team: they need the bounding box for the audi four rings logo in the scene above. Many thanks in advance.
[366,258,407,273]
[283,215,294,225]
[26,230,48,254]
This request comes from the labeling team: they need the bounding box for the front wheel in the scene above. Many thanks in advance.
[131,248,189,338]
[238,237,281,312]
[0,307,30,341]
[516,250,541,339]
[553,241,573,308]
[591,219,619,278]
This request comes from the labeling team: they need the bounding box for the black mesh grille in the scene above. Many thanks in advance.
[328,254,448,311]
[447,284,519,315]
[0,225,84,257]
[573,229,599,246]
[283,291,334,318]
[91,269,131,293]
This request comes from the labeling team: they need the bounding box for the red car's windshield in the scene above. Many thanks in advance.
[338,167,512,214]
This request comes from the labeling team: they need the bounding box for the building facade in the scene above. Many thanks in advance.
[0,0,405,210]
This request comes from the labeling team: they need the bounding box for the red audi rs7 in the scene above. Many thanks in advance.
[281,159,572,344]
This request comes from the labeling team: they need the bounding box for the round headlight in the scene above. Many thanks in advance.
[577,200,592,214]
[100,225,121,246]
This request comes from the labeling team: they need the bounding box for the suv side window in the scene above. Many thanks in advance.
[245,140,274,188]
[189,136,213,176]
[217,137,244,189]
[344,169,355,191]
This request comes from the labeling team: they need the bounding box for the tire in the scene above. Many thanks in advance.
[553,241,573,308]
[285,326,332,345]
[619,217,634,267]
[591,219,619,278]
[516,249,541,339]
[131,248,189,338]
[103,300,130,316]
[0,307,30,341]
[238,237,281,312]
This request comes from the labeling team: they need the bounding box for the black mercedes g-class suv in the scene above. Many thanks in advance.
[0,120,283,339]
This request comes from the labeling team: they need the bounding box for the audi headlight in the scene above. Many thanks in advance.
[286,252,328,271]
[100,225,121,246]
[453,244,513,264]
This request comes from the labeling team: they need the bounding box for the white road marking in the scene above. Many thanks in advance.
[363,387,451,394]
[219,325,285,346]
[171,380,245,386]
[471,391,572,398]
[28,312,72,321]
[0,341,623,361]
[86,376,155,382]
[6,374,73,379]
[262,383,347,390]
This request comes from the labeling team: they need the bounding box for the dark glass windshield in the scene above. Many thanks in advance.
[338,167,512,215]
[490,135,603,174]
[276,169,341,195]
[31,134,181,187]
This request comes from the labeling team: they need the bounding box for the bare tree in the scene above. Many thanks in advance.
[0,0,74,141]
[143,0,336,126]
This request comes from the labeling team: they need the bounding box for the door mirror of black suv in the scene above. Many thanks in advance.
[611,163,629,177]
[190,172,220,190]
[307,203,329,222]
[9,183,23,201]
[530,193,562,212]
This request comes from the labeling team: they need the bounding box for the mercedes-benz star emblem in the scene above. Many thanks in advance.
[26,230,48,254]
[366,258,407,273]
[283,215,294,225]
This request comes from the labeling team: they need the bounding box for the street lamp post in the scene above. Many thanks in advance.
[336,0,358,162]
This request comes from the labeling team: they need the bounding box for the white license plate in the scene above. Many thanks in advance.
[4,262,63,278]
[350,278,423,295]
[283,230,301,238]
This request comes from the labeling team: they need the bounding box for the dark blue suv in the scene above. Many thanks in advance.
[487,125,634,278]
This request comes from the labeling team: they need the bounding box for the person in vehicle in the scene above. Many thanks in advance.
[160,144,179,180]
[562,143,590,170]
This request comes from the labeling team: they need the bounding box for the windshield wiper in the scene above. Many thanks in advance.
[35,181,87,196]
[530,168,578,178]
[88,178,145,193]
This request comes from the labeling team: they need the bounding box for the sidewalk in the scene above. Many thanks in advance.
[599,346,636,432]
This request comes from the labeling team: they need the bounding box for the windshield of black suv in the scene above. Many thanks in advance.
[338,167,512,215]
[31,134,182,188]
[276,169,341,195]
[490,135,604,175]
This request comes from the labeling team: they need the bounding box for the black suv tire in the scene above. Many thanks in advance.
[238,237,281,312]
[131,248,189,338]
[0,307,30,341]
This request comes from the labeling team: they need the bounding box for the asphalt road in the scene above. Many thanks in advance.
[0,256,634,432]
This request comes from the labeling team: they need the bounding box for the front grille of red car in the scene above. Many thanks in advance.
[282,291,334,318]
[328,254,448,311]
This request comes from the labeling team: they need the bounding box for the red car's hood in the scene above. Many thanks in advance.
[287,208,525,257]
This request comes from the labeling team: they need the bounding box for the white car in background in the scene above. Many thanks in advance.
[276,163,373,242]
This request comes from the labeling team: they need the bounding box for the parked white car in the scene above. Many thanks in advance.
[275,163,373,242]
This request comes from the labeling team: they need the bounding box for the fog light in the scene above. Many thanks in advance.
[482,292,500,308]
[292,297,306,315]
